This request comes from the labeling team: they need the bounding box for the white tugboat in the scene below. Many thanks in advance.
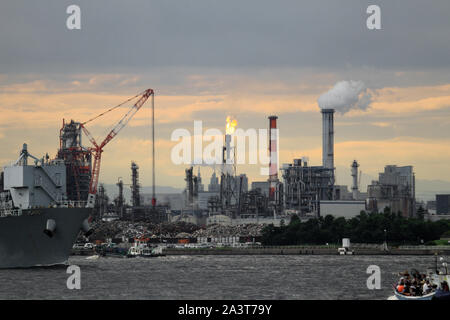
[128,238,165,257]
[338,238,354,255]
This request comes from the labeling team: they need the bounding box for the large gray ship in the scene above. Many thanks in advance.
[0,207,91,268]
[0,90,154,268]
[0,122,93,268]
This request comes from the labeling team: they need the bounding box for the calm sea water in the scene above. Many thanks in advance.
[0,255,443,300]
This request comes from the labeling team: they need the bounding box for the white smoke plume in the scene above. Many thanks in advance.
[317,80,372,114]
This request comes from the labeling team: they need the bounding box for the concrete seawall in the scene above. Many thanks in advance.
[163,247,450,256]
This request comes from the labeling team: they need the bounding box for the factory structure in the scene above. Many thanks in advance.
[46,89,172,224]
[279,108,366,219]
[161,105,418,225]
[72,89,418,225]
[366,165,416,218]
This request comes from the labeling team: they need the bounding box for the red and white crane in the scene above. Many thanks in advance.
[80,88,154,208]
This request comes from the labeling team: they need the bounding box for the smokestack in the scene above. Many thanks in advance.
[321,109,334,170]
[268,115,278,202]
[351,160,359,200]
[223,117,237,175]
[223,134,232,174]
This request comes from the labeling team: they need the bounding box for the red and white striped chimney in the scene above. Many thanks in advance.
[268,115,278,202]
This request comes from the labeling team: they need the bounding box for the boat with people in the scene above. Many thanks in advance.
[392,256,450,300]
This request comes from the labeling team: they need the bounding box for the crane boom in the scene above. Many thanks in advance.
[84,88,154,208]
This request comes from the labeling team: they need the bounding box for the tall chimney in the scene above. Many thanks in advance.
[321,109,334,170]
[224,133,232,174]
[351,160,359,200]
[268,115,278,202]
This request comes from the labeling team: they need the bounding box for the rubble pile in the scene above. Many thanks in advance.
[192,224,264,238]
[86,221,264,241]
[87,220,201,240]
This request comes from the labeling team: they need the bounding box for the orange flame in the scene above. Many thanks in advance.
[226,116,237,134]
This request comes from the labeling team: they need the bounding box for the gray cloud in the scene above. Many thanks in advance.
[1,1,450,73]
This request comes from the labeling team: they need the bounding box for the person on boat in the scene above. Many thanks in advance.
[423,280,431,294]
[404,282,412,296]
[442,281,449,292]
[412,280,422,296]
[409,286,416,296]
[396,280,405,294]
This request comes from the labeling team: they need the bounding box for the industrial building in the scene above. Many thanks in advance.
[319,200,366,219]
[436,194,450,214]
[251,181,270,197]
[279,109,375,218]
[180,115,281,222]
[278,107,379,220]
[281,159,334,215]
[39,86,430,228]
[142,193,184,211]
[208,172,220,192]
[426,200,436,214]
[367,165,416,217]
[183,165,248,211]
[281,108,336,216]
[333,185,353,200]
[100,105,424,224]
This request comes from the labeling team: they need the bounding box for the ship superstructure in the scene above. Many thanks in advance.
[0,144,91,268]
[57,120,92,203]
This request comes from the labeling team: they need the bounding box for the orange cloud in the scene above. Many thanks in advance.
[285,137,450,182]
[1,75,450,188]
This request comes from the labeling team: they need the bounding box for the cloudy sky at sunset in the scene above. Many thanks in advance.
[1,1,450,200]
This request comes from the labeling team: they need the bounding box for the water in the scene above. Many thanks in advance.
[0,255,442,299]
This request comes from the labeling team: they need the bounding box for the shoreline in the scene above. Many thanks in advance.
[71,246,450,256]
[162,247,450,256]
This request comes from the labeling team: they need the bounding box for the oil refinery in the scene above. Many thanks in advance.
[83,95,419,231]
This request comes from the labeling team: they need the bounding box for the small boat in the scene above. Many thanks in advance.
[391,256,450,300]
[337,247,354,255]
[394,290,435,300]
[337,239,354,255]
[128,238,165,258]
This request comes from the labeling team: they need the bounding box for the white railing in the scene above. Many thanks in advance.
[57,200,87,208]
[0,200,87,218]
[0,209,22,218]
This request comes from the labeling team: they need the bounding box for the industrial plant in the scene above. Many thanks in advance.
[0,85,426,243]
[96,102,420,229]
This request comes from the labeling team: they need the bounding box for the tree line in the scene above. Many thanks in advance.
[261,208,450,246]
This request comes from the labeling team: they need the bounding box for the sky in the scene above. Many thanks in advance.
[1,1,450,198]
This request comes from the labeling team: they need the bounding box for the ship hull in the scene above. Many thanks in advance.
[0,207,91,268]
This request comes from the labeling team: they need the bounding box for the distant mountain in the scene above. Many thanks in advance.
[98,176,450,204]
[415,179,450,201]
